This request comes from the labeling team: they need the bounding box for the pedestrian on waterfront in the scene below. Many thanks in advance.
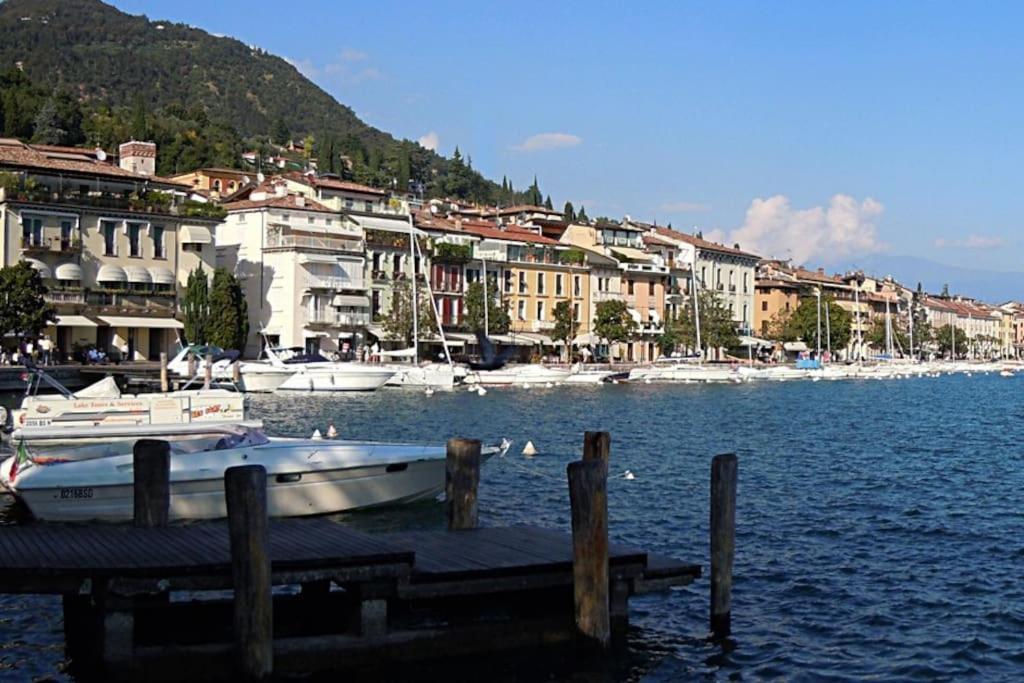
[39,336,52,366]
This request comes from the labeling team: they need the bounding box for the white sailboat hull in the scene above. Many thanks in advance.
[233,364,296,393]
[384,363,462,389]
[276,366,395,392]
[466,365,570,386]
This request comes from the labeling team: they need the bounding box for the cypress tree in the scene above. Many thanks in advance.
[577,205,589,223]
[544,194,553,210]
[563,201,575,222]
[182,267,209,345]
[207,268,249,351]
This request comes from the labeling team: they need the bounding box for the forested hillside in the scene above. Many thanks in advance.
[0,0,551,205]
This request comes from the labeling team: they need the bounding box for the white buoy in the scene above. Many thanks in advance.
[425,387,435,396]
[623,469,635,480]
[522,440,538,456]
[311,429,323,440]
[523,383,531,390]
[545,382,554,388]
[612,379,619,385]
[644,378,652,385]
[326,424,338,439]
[476,386,487,396]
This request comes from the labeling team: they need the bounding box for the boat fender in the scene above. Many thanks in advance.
[311,429,323,440]
[326,423,338,438]
[522,440,537,457]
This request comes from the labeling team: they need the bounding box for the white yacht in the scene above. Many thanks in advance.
[0,425,512,522]
[262,347,396,392]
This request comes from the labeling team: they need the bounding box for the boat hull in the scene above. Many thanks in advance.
[276,368,394,392]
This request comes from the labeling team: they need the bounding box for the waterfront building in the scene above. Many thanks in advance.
[217,182,366,357]
[559,220,667,362]
[280,172,391,214]
[0,138,219,360]
[920,295,1004,358]
[169,168,252,199]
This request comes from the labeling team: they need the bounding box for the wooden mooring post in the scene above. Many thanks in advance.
[232,360,242,385]
[187,352,196,379]
[567,454,610,648]
[133,439,170,528]
[225,465,273,680]
[445,438,480,530]
[710,453,737,640]
[583,431,610,471]
[159,352,169,393]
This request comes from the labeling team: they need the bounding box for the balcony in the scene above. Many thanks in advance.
[44,290,86,305]
[265,233,364,253]
[86,290,177,314]
[371,270,389,283]
[307,310,372,327]
[21,236,83,254]
[306,274,365,291]
[532,319,555,332]
[594,290,624,302]
[432,279,462,294]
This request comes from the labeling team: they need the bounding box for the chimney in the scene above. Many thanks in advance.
[295,194,305,207]
[118,141,156,177]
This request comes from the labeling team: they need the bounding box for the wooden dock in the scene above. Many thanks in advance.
[0,432,733,681]
[0,520,698,680]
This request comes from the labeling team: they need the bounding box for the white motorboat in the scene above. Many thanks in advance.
[0,427,512,522]
[384,362,465,390]
[629,359,737,383]
[563,363,616,385]
[465,364,570,386]
[8,366,249,433]
[262,347,396,392]
[166,343,237,377]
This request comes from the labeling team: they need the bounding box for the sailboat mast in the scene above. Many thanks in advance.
[407,215,419,363]
[815,287,822,359]
[415,233,453,367]
[482,254,489,337]
[691,261,702,361]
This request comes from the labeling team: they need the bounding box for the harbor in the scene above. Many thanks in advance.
[2,372,1023,679]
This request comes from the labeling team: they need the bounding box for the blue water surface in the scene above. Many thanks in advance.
[3,373,1024,680]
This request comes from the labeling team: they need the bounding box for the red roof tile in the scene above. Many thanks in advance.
[652,226,760,258]
[222,193,335,214]
[0,138,184,187]
[283,171,386,196]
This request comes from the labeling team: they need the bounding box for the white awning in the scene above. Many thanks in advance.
[98,315,184,329]
[627,308,643,324]
[23,258,51,279]
[124,266,152,284]
[351,214,425,235]
[784,341,808,352]
[299,253,340,265]
[444,332,476,342]
[332,294,370,307]
[519,333,554,345]
[739,335,773,348]
[97,264,128,283]
[56,315,97,328]
[148,266,176,285]
[572,332,599,345]
[54,262,83,281]
[180,225,213,244]
[491,334,532,346]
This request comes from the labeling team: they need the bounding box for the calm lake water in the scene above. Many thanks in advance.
[3,373,1024,680]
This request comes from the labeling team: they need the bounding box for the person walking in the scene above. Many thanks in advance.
[39,336,53,365]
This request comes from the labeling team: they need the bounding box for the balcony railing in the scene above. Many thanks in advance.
[532,319,555,332]
[307,310,372,327]
[594,290,623,301]
[21,236,83,254]
[265,233,364,252]
[432,279,462,294]
[44,290,86,304]
[87,291,177,312]
[306,274,365,290]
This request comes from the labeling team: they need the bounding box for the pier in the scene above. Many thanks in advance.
[0,434,733,680]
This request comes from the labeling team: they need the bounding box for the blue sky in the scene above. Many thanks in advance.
[118,1,1024,274]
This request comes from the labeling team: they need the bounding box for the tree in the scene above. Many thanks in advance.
[552,300,577,360]
[563,201,576,223]
[697,289,741,358]
[182,267,209,345]
[383,280,438,345]
[0,262,55,340]
[130,94,148,140]
[659,307,698,355]
[272,115,289,145]
[593,300,636,361]
[780,295,851,354]
[544,194,553,210]
[866,317,908,355]
[577,205,589,223]
[935,324,967,358]
[207,268,249,351]
[461,281,510,334]
[30,98,66,145]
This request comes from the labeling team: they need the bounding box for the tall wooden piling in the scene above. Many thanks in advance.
[133,439,170,528]
[232,360,242,384]
[204,353,213,389]
[187,352,196,378]
[225,465,273,680]
[710,453,737,640]
[445,438,481,530]
[583,431,610,471]
[567,458,610,648]
[159,352,169,393]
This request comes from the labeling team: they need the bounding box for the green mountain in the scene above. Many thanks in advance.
[0,0,545,204]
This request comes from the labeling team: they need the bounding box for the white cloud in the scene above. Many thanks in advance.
[660,201,711,213]
[934,234,1005,249]
[722,194,885,262]
[285,50,380,85]
[417,131,440,151]
[510,132,582,152]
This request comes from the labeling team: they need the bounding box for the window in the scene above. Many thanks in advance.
[183,243,202,253]
[518,272,527,294]
[555,274,564,296]
[729,270,735,286]
[60,220,73,248]
[627,280,634,295]
[128,223,142,257]
[743,303,748,322]
[648,281,654,296]
[574,275,581,297]
[701,266,707,287]
[23,216,42,246]
[153,225,165,259]
[761,301,768,311]
[364,201,373,212]
[785,301,791,312]
[212,179,221,192]
[281,214,290,222]
[308,216,315,224]
[236,213,244,223]
[517,300,526,320]
[228,181,236,192]
[743,272,749,293]
[573,302,580,322]
[504,271,512,293]
[537,272,545,295]
[466,269,479,284]
[102,220,117,255]
[345,199,354,210]
[536,302,544,321]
